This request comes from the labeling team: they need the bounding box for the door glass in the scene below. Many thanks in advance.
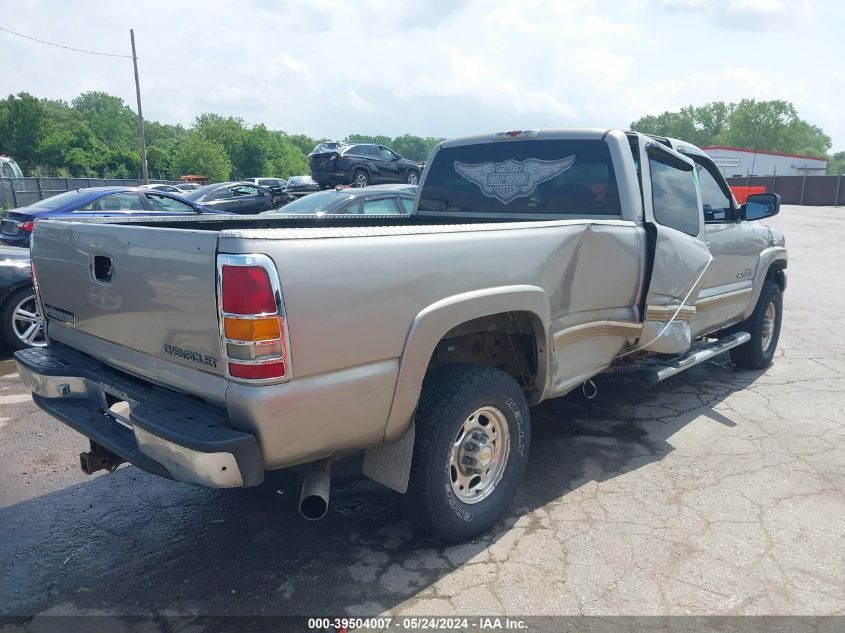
[145,193,195,213]
[694,162,733,222]
[362,197,400,214]
[399,197,413,213]
[231,185,259,196]
[76,193,144,212]
[379,147,397,161]
[649,157,700,236]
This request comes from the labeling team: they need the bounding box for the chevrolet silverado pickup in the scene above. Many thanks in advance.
[16,129,787,541]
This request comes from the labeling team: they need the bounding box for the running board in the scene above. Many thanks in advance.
[640,331,751,387]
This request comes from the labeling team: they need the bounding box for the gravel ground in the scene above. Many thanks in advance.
[0,204,842,620]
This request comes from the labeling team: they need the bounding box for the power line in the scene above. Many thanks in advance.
[0,25,133,58]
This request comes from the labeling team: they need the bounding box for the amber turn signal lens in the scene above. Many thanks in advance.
[224,316,281,341]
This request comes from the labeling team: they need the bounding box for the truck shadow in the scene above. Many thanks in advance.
[0,358,763,617]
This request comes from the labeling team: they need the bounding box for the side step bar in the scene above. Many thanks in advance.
[640,331,751,386]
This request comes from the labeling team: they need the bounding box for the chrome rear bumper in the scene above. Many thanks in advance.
[15,346,264,488]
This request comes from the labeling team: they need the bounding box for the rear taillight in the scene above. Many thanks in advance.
[19,220,34,232]
[217,254,290,382]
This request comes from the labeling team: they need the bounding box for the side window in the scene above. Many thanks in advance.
[0,163,13,178]
[649,157,700,236]
[77,192,144,212]
[145,193,195,213]
[340,200,363,214]
[693,160,733,223]
[231,185,259,197]
[399,197,413,214]
[362,197,400,215]
[379,147,397,161]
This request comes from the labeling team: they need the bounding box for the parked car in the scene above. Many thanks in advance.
[0,246,41,350]
[15,128,787,541]
[0,187,215,247]
[138,183,183,193]
[182,182,276,214]
[309,142,422,188]
[244,178,289,206]
[175,183,201,192]
[284,175,320,198]
[0,156,24,178]
[266,185,415,216]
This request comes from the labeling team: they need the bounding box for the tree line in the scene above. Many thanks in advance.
[2,92,841,180]
[0,91,443,181]
[630,99,842,173]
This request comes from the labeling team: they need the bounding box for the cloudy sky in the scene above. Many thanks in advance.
[1,0,842,150]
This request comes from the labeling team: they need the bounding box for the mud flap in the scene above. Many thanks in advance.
[363,421,415,493]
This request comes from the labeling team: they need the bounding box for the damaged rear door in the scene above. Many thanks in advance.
[636,139,713,354]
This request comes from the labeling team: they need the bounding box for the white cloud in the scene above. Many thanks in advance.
[0,0,841,149]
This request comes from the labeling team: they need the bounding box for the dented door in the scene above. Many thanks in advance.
[636,139,713,354]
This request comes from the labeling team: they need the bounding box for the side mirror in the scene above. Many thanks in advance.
[742,192,780,221]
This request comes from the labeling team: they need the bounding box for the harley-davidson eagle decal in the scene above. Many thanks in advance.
[454,155,576,204]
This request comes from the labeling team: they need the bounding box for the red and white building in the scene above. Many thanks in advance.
[702,146,827,178]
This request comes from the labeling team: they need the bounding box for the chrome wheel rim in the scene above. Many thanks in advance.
[12,293,46,347]
[354,172,368,187]
[407,172,418,185]
[449,405,510,505]
[761,301,776,352]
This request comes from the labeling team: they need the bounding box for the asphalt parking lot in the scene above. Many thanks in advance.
[0,204,843,620]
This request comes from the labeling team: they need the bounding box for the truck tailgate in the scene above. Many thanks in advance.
[31,220,224,378]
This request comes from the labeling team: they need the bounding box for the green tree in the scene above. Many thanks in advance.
[827,151,845,175]
[173,133,231,181]
[631,99,831,156]
[71,91,138,153]
[0,92,47,172]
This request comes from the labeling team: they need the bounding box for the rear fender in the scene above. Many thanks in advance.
[364,285,549,493]
[382,285,550,443]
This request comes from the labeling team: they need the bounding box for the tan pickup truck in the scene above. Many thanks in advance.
[16,129,787,540]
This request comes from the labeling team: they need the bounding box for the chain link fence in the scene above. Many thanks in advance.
[0,177,187,209]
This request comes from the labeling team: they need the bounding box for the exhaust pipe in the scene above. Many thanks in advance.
[299,461,331,520]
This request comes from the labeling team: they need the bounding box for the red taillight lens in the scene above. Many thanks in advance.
[20,221,34,232]
[228,361,286,379]
[221,265,276,314]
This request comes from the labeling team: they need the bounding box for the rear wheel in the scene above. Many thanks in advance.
[352,169,369,188]
[406,364,530,541]
[1,286,46,350]
[730,280,782,369]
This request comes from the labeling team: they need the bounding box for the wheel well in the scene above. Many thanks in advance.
[766,261,787,291]
[426,311,543,395]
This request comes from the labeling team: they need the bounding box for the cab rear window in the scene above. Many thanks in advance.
[417,140,621,218]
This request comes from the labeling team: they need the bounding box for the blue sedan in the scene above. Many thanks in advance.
[0,186,217,247]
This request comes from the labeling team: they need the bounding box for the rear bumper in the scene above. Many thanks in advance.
[15,346,264,488]
[310,169,352,186]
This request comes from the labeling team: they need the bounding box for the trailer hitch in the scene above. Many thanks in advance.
[79,441,124,475]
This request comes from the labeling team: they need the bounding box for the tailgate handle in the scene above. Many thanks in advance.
[92,255,113,283]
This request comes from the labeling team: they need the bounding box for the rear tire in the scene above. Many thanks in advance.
[352,169,369,188]
[406,363,531,541]
[729,280,782,369]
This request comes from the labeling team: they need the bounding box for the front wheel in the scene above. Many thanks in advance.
[406,170,420,185]
[730,280,783,369]
[406,364,531,541]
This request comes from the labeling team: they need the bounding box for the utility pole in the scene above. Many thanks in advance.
[130,29,148,184]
